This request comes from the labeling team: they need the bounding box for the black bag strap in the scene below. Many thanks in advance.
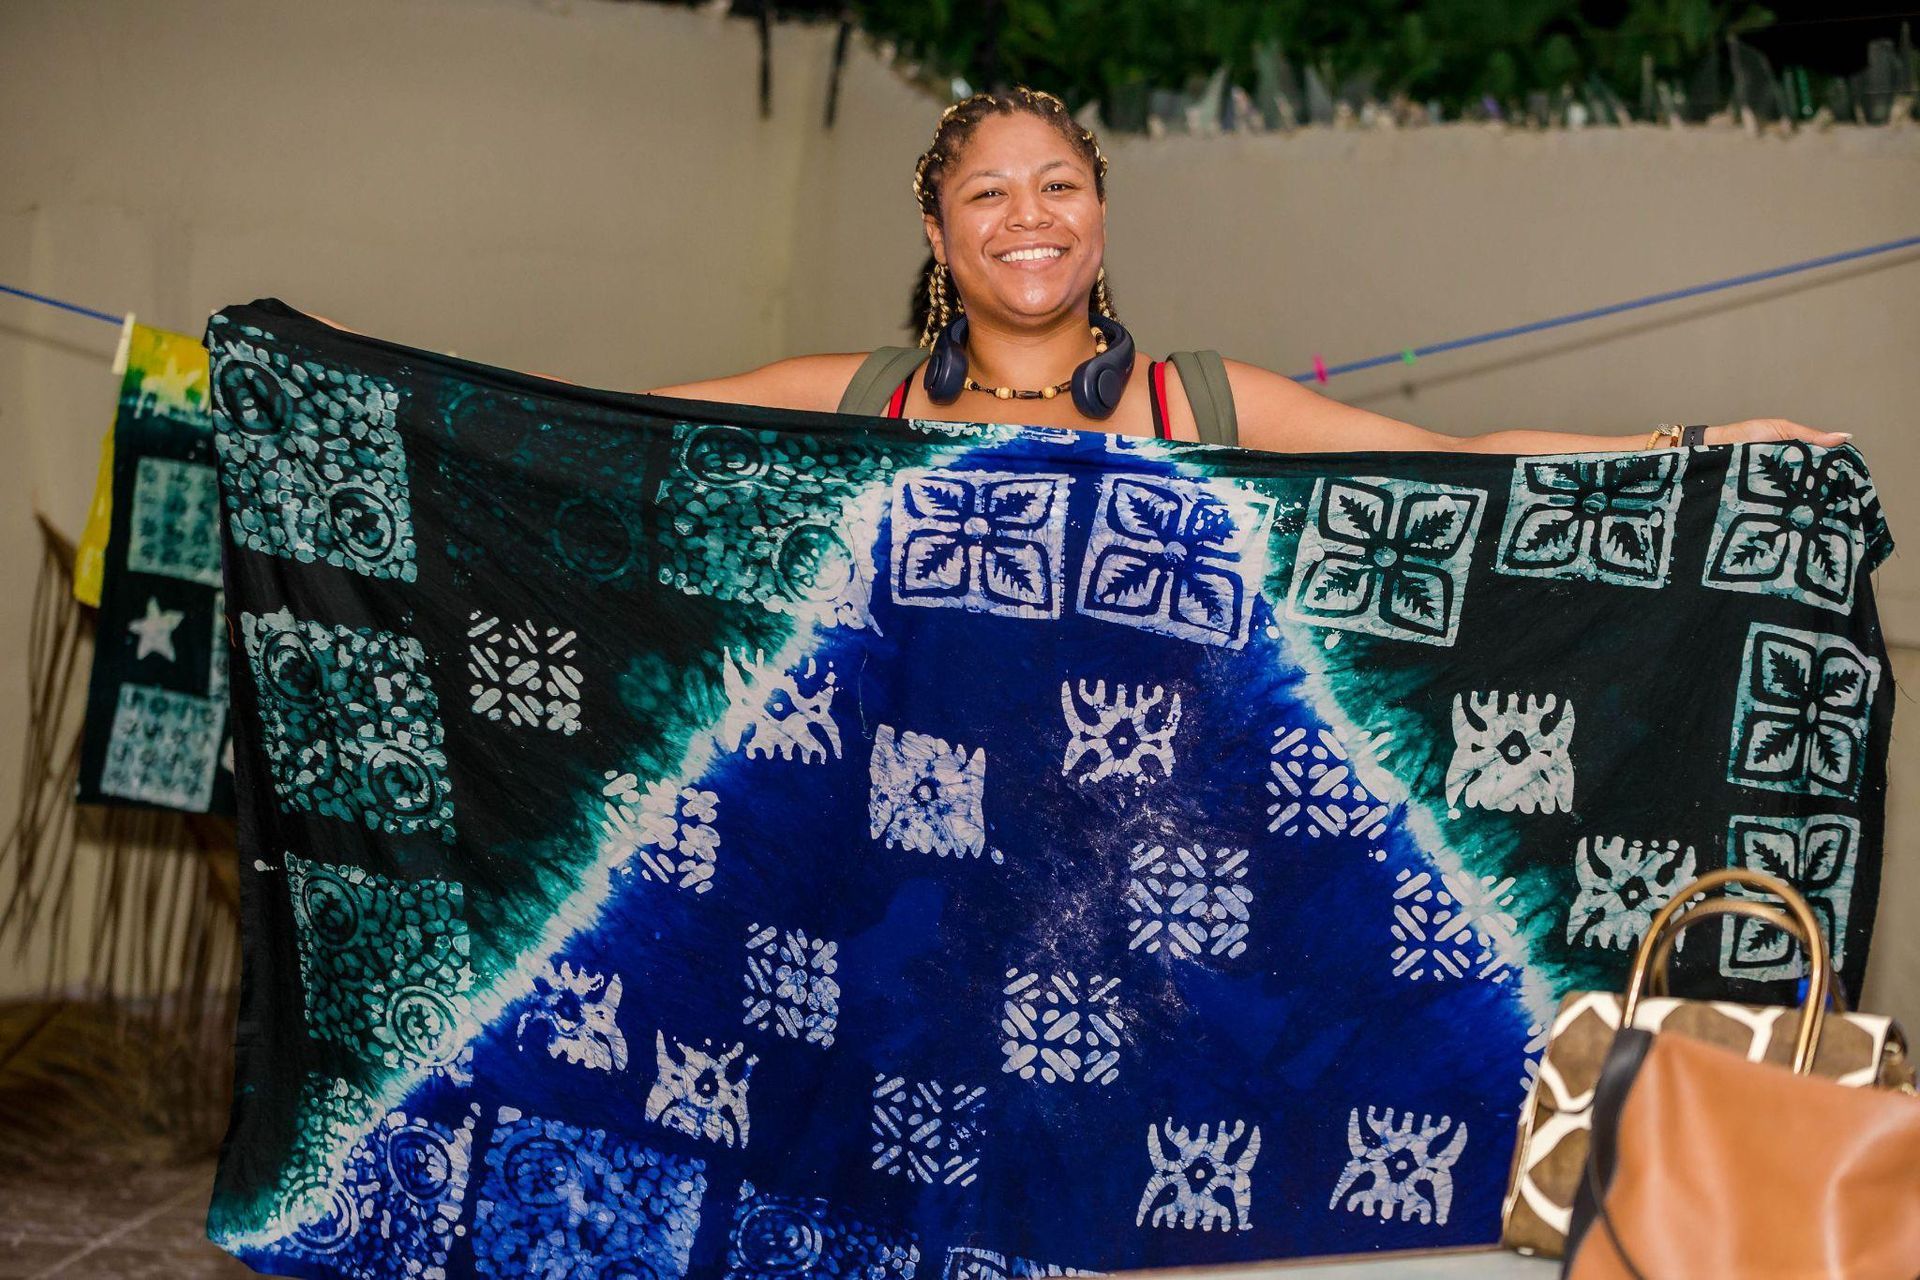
[1166,349,1239,447]
[1564,1026,1656,1280]
[836,346,929,417]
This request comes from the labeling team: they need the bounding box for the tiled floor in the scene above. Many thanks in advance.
[0,1162,255,1279]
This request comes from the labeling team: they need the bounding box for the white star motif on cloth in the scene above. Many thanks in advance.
[129,596,185,662]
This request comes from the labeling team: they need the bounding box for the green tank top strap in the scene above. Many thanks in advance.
[836,346,930,417]
[1166,349,1239,447]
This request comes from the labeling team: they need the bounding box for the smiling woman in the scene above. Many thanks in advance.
[647,86,1846,458]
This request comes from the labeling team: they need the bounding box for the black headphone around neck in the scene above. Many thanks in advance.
[923,313,1136,420]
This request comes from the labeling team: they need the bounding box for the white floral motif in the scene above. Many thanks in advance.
[645,1031,756,1147]
[1722,813,1860,980]
[1126,844,1252,961]
[1077,476,1275,649]
[1286,477,1487,647]
[1001,970,1124,1085]
[1445,692,1575,814]
[515,960,628,1071]
[1494,452,1686,587]
[1727,623,1880,799]
[1060,680,1181,784]
[466,612,583,733]
[1389,869,1520,982]
[871,1075,987,1186]
[869,724,992,860]
[891,469,1071,619]
[1568,836,1697,952]
[1136,1119,1261,1231]
[1328,1107,1469,1226]
[1703,443,1876,612]
[743,924,839,1047]
[719,649,842,763]
[1266,726,1392,859]
[602,773,720,893]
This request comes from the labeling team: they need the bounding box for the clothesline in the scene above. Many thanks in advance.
[6,230,1920,387]
[1292,231,1920,383]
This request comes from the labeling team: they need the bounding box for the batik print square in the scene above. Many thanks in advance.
[742,923,839,1047]
[871,1074,986,1186]
[1722,813,1860,980]
[869,724,990,860]
[473,1108,706,1280]
[97,683,224,810]
[1077,475,1274,648]
[1000,969,1124,1086]
[465,612,583,735]
[1703,443,1876,612]
[1493,452,1684,587]
[655,423,886,623]
[1285,477,1486,647]
[724,1182,919,1280]
[1126,843,1251,961]
[207,324,415,580]
[242,609,455,838]
[890,468,1072,620]
[287,853,473,1069]
[275,1082,477,1280]
[1727,623,1880,799]
[126,457,223,586]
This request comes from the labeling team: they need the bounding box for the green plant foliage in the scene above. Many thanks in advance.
[657,0,1918,131]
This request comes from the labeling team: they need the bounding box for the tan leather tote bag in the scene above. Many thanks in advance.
[1562,868,1920,1279]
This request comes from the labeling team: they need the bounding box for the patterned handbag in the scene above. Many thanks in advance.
[1499,869,1915,1259]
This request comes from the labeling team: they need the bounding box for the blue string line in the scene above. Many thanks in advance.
[1292,232,1920,383]
[5,231,1919,378]
[0,282,122,325]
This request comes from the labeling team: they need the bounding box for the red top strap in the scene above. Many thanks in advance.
[1149,359,1171,439]
[886,376,910,418]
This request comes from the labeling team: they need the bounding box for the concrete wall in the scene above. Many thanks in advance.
[1,0,1915,1028]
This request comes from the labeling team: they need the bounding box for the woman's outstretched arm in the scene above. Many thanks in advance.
[1221,358,1850,453]
[643,354,868,413]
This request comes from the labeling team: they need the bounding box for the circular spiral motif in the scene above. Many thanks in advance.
[498,1131,578,1208]
[326,483,400,561]
[385,1122,456,1202]
[682,426,770,488]
[733,1203,827,1275]
[592,1256,669,1280]
[288,1182,359,1252]
[551,497,639,582]
[260,631,324,706]
[299,871,362,948]
[214,357,293,436]
[772,523,855,601]
[385,985,461,1065]
[362,743,439,818]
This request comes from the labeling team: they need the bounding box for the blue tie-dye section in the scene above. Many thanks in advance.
[237,437,1532,1278]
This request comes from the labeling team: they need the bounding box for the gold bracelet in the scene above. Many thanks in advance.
[1646,423,1683,450]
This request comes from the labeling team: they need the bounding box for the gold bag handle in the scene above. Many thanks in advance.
[1643,899,1846,1010]
[1621,867,1831,1074]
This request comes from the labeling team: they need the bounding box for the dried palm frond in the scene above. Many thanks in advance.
[0,516,241,1169]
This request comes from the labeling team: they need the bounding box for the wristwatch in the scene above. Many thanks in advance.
[1646,423,1710,449]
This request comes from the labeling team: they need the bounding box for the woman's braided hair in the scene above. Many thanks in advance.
[908,86,1116,346]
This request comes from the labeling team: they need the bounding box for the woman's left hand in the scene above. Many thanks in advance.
[1705,418,1852,447]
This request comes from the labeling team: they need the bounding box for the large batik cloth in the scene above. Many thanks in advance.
[76,322,235,814]
[203,299,1896,1277]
